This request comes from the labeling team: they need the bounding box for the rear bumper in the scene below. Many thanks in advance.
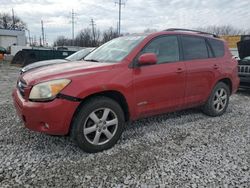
[12,88,80,135]
[232,77,240,94]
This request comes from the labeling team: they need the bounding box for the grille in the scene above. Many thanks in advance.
[238,65,250,74]
[17,79,27,98]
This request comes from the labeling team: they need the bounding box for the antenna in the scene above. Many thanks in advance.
[115,0,126,36]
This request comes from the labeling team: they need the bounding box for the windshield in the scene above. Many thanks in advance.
[84,35,146,62]
[66,48,94,61]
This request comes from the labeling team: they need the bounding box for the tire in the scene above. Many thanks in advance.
[11,51,26,66]
[71,96,125,153]
[24,53,37,66]
[202,82,230,117]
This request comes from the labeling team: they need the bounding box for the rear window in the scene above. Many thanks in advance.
[208,39,225,57]
[182,36,208,60]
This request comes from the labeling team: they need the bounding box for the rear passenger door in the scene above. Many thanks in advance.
[181,35,222,107]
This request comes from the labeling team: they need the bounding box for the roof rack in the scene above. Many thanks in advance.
[165,28,219,38]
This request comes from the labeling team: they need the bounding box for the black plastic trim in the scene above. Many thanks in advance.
[56,93,82,102]
[165,28,219,38]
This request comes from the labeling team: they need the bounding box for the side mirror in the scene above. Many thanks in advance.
[138,53,157,66]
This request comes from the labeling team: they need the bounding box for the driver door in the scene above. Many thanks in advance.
[132,35,186,118]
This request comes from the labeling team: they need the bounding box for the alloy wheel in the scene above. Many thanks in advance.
[213,88,228,112]
[83,108,118,146]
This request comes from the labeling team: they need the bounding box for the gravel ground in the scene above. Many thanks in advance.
[0,63,249,187]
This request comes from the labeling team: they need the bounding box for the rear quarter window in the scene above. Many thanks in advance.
[208,39,225,57]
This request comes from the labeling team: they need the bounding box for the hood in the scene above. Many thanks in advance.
[21,61,114,85]
[21,59,68,74]
[237,40,250,60]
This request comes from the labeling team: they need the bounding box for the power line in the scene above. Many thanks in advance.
[115,0,126,35]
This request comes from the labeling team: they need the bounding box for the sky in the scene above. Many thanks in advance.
[0,0,250,45]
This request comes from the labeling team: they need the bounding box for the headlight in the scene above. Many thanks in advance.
[29,79,71,101]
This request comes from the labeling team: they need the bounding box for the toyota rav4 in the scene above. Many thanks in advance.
[12,29,239,153]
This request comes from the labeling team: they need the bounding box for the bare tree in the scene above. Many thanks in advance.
[93,29,101,46]
[53,36,72,46]
[102,27,119,43]
[196,25,250,35]
[0,13,26,30]
[75,28,92,47]
[54,27,119,47]
[144,28,157,33]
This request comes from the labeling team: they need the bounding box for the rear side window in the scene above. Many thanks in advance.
[208,39,225,57]
[182,36,208,60]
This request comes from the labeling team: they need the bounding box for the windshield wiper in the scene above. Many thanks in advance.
[84,59,99,62]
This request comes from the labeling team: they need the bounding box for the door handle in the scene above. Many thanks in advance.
[176,68,184,73]
[213,64,219,69]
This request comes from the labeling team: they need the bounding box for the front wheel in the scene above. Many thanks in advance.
[202,82,230,117]
[71,96,125,153]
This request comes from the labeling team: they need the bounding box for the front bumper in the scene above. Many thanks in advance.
[239,75,250,88]
[12,88,80,135]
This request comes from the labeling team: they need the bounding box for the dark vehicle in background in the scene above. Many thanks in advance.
[237,40,250,88]
[0,46,6,60]
[20,48,95,74]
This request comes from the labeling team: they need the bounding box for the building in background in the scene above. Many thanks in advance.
[0,29,26,49]
[220,35,250,58]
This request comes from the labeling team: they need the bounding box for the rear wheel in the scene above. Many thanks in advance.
[71,96,125,153]
[202,82,230,116]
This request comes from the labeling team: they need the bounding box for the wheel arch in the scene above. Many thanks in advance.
[216,78,232,94]
[68,90,130,135]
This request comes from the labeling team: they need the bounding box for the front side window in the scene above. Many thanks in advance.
[140,35,180,64]
[84,35,146,63]
[182,36,208,60]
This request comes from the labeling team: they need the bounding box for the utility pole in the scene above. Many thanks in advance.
[90,18,96,46]
[71,9,77,42]
[45,34,47,46]
[12,8,15,29]
[26,29,31,45]
[117,22,119,34]
[39,36,42,47]
[41,20,45,46]
[115,0,125,36]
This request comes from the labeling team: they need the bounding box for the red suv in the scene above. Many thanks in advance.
[13,29,239,153]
